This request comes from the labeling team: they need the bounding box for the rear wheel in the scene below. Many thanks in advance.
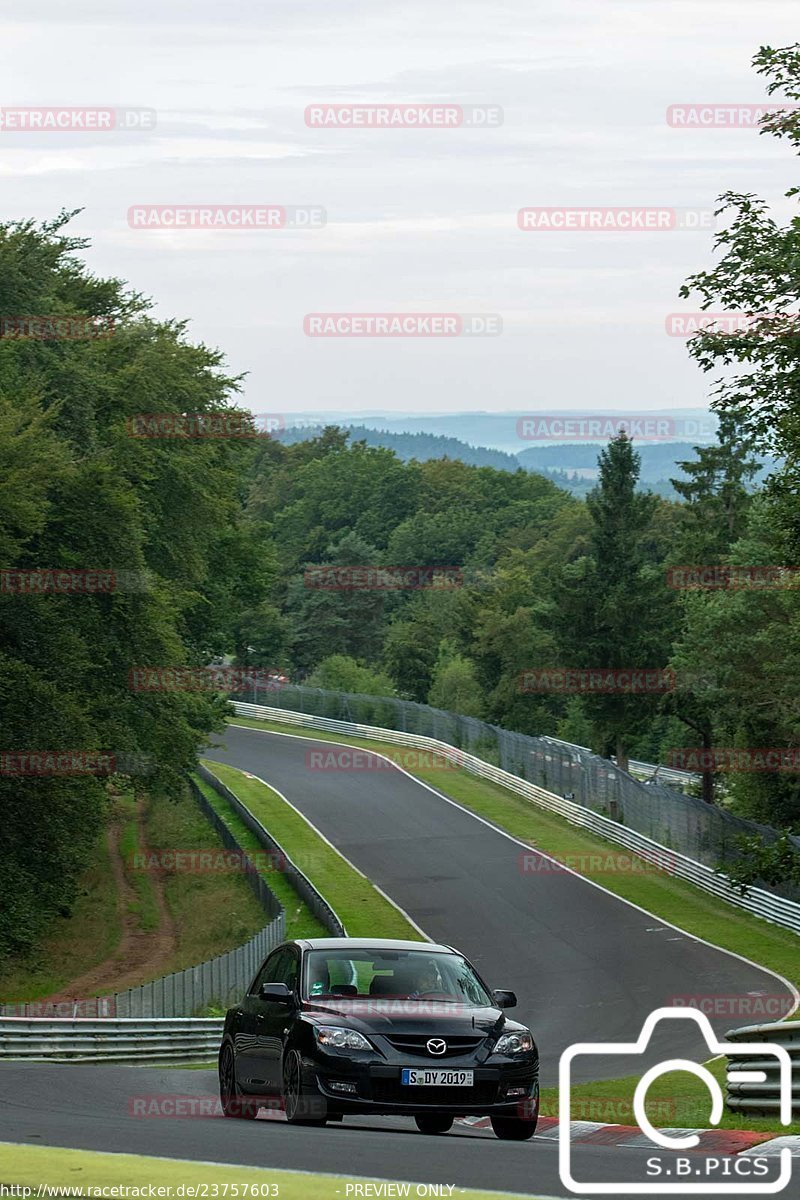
[282,1048,328,1125]
[219,1043,259,1119]
[414,1114,454,1135]
[490,1114,537,1141]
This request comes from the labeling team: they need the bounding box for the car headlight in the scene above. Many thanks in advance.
[493,1030,534,1056]
[313,1025,372,1051]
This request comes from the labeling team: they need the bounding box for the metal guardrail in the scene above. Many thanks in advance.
[196,762,345,936]
[231,701,800,937]
[0,1017,224,1063]
[726,1020,800,1114]
[536,734,700,789]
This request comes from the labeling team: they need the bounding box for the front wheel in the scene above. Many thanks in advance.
[219,1043,259,1119]
[414,1114,454,1135]
[282,1048,328,1125]
[490,1114,537,1141]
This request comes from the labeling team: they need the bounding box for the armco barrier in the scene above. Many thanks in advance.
[196,762,345,936]
[726,1020,800,1114]
[230,701,800,937]
[0,1017,224,1063]
[237,685,800,885]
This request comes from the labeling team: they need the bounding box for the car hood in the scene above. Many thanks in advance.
[302,998,521,1036]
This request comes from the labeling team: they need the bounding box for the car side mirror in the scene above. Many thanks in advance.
[492,989,517,1009]
[260,981,294,1004]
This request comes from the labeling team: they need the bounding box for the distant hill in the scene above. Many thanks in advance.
[276,425,776,498]
[277,424,522,471]
[281,409,717,454]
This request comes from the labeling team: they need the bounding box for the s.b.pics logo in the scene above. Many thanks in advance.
[559,1008,793,1194]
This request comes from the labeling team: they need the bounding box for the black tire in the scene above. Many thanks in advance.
[490,1114,537,1141]
[219,1043,259,1120]
[414,1114,454,1135]
[282,1048,328,1125]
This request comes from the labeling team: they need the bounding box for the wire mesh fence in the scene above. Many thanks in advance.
[235,683,800,899]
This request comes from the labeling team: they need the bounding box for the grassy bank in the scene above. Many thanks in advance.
[190,773,328,940]
[200,759,423,941]
[0,822,121,1001]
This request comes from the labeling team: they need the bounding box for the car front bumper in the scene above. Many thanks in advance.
[311,1056,539,1117]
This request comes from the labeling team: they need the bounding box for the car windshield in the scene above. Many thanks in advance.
[303,948,493,1005]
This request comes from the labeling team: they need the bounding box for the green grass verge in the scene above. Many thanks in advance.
[0,1143,530,1200]
[145,782,266,970]
[191,773,328,941]
[540,1056,800,1136]
[200,759,422,942]
[227,716,800,993]
[117,792,160,934]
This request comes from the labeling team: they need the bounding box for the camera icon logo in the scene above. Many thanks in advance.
[559,1007,793,1194]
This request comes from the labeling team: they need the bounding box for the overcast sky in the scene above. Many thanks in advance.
[3,0,798,423]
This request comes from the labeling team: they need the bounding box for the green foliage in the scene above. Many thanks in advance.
[721,833,800,895]
[427,641,484,717]
[305,655,397,696]
[0,214,273,962]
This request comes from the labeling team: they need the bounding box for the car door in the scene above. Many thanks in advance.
[236,947,295,1093]
[258,945,301,1091]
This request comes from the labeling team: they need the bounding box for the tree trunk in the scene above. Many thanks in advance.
[700,725,715,805]
[615,735,629,774]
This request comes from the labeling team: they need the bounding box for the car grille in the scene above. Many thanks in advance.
[370,1079,498,1106]
[384,1034,485,1058]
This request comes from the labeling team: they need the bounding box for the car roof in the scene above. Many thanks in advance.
[292,937,456,954]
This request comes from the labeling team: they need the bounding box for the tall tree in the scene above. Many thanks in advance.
[548,435,676,770]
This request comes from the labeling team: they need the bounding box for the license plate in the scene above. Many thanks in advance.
[401,1068,473,1086]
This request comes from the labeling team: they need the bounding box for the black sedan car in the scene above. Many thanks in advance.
[219,937,539,1139]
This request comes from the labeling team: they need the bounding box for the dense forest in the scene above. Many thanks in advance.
[2,45,799,963]
[278,424,776,499]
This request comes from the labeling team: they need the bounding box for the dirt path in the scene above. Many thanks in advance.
[42,798,178,1007]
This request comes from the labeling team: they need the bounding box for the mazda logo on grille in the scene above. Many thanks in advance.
[426,1038,447,1056]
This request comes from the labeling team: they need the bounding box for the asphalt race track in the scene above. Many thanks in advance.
[3,723,795,1198]
[206,725,794,1079]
